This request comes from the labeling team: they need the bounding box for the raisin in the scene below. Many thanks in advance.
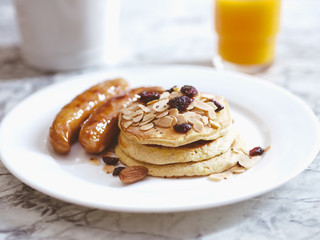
[180,85,198,98]
[168,95,194,112]
[209,99,224,112]
[249,147,264,157]
[166,85,177,93]
[113,167,126,176]
[139,91,160,104]
[102,156,119,165]
[173,123,192,133]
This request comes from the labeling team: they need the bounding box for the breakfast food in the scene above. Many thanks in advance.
[79,86,163,153]
[49,79,268,183]
[49,78,129,154]
[118,90,233,147]
[117,129,236,165]
[114,85,256,178]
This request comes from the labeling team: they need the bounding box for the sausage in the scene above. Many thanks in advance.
[79,86,164,154]
[49,78,129,154]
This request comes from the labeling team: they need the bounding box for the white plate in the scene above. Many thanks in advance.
[1,65,320,213]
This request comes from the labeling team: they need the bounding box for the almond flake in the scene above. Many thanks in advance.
[169,91,182,99]
[121,107,132,115]
[176,114,187,124]
[230,166,246,174]
[208,171,232,181]
[208,109,217,120]
[156,110,169,118]
[127,102,139,111]
[155,116,173,128]
[194,100,212,111]
[238,154,255,169]
[141,113,156,123]
[153,99,169,112]
[193,120,204,132]
[201,116,209,125]
[138,104,151,113]
[133,113,144,122]
[209,120,221,129]
[124,120,133,128]
[89,157,100,166]
[147,99,159,105]
[206,101,218,111]
[140,123,154,130]
[184,112,202,124]
[186,101,195,110]
[171,116,177,126]
[159,91,170,99]
[168,108,179,116]
[103,165,115,174]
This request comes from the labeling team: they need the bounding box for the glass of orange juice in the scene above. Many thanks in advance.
[214,0,281,73]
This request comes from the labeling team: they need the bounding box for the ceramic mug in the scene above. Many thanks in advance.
[13,0,121,71]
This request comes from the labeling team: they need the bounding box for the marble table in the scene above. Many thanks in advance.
[1,0,320,239]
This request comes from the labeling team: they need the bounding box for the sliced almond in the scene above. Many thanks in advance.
[168,108,179,116]
[209,120,221,129]
[156,110,169,119]
[171,116,177,126]
[206,101,218,111]
[103,165,115,174]
[176,114,187,124]
[238,154,255,169]
[127,102,139,111]
[159,91,170,99]
[201,116,209,125]
[230,166,246,174]
[208,171,232,181]
[184,112,202,124]
[193,120,204,132]
[133,113,144,122]
[119,166,148,184]
[147,99,159,105]
[138,104,151,113]
[140,123,154,131]
[89,157,100,166]
[141,113,156,123]
[123,120,133,128]
[186,101,195,110]
[153,99,169,112]
[155,116,173,128]
[120,107,132,115]
[123,109,143,120]
[122,114,133,120]
[194,100,212,111]
[208,109,217,120]
[169,91,182,99]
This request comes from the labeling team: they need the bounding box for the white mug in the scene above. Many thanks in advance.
[13,0,121,71]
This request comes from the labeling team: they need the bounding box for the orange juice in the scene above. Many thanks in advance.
[215,0,281,68]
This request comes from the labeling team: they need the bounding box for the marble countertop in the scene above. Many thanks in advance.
[0,0,320,239]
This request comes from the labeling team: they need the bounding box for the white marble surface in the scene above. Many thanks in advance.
[0,0,320,239]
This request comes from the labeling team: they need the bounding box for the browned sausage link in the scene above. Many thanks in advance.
[49,78,129,154]
[79,86,164,154]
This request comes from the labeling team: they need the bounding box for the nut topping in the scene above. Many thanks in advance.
[119,166,148,184]
[155,116,174,128]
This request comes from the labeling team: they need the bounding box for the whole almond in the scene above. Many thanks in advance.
[119,166,148,184]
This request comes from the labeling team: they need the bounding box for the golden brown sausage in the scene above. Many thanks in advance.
[79,87,164,154]
[49,78,129,154]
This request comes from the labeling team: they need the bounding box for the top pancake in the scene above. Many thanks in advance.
[118,87,233,147]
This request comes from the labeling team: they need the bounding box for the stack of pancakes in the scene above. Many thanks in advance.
[115,86,248,178]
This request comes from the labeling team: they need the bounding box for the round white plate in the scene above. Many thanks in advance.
[1,65,319,213]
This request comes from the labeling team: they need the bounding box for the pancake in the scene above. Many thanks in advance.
[118,91,233,147]
[115,135,246,178]
[117,127,236,165]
